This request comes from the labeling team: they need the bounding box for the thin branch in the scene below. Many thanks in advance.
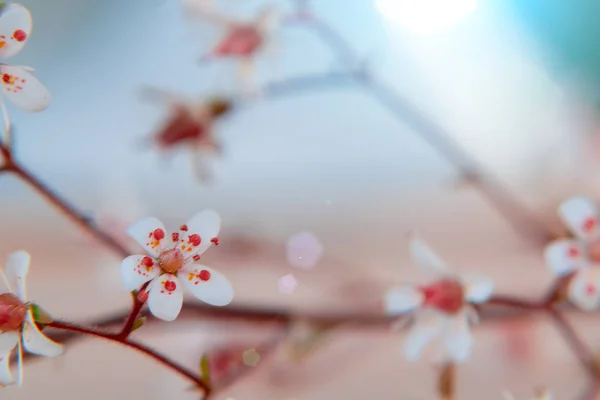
[47,320,210,395]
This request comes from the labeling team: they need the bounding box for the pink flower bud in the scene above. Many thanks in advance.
[137,289,149,303]
[0,293,27,332]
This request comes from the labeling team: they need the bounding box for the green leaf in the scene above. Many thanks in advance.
[131,317,146,332]
[29,304,53,325]
[199,354,211,386]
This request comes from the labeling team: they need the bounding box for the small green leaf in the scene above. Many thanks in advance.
[29,304,53,325]
[131,317,146,332]
[199,354,211,386]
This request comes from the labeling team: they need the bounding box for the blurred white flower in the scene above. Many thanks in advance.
[0,3,51,132]
[121,210,234,321]
[545,196,600,310]
[278,273,297,294]
[0,251,63,388]
[383,236,494,363]
[184,0,281,95]
[285,231,323,269]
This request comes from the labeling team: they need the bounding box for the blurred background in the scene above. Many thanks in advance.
[2,0,600,398]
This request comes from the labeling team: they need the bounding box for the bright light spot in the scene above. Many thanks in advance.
[375,0,478,35]
[242,348,260,367]
[286,231,323,269]
[278,273,298,294]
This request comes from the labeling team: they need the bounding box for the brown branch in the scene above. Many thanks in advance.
[46,320,210,395]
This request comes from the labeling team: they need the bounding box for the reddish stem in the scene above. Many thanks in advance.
[118,282,151,340]
[47,320,210,395]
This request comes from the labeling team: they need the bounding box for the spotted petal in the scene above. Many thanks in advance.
[126,217,168,258]
[22,310,63,358]
[180,209,221,261]
[403,308,443,361]
[441,310,473,363]
[148,274,184,321]
[0,65,50,112]
[180,264,233,306]
[558,196,600,241]
[0,3,32,59]
[567,268,600,311]
[121,255,160,291]
[461,274,494,304]
[544,239,586,277]
[0,351,13,387]
[5,250,29,301]
[384,286,423,315]
[409,236,447,274]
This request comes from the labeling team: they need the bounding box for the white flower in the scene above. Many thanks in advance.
[544,196,600,310]
[121,210,234,322]
[184,0,281,94]
[383,236,494,363]
[0,251,63,388]
[0,4,51,123]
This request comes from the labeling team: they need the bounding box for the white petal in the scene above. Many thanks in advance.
[441,310,473,363]
[0,332,18,353]
[403,309,443,361]
[1,65,50,112]
[21,311,63,357]
[5,250,29,301]
[409,236,447,273]
[180,264,233,306]
[148,274,184,321]
[461,274,494,304]
[0,3,32,59]
[126,217,168,258]
[383,286,423,315]
[0,351,14,387]
[544,239,586,276]
[120,255,160,291]
[567,268,600,311]
[254,5,280,33]
[180,209,221,261]
[558,196,600,241]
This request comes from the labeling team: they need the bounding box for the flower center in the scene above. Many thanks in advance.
[0,293,27,332]
[159,248,185,273]
[587,240,600,263]
[420,279,465,314]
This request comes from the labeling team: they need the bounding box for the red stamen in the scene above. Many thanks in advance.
[164,281,177,292]
[188,234,201,246]
[12,29,26,42]
[153,228,165,240]
[211,237,220,246]
[199,270,211,281]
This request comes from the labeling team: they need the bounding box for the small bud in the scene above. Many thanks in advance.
[0,293,27,332]
[137,289,149,303]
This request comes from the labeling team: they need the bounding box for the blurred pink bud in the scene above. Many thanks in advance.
[0,293,27,332]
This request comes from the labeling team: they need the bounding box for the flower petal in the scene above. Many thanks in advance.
[0,351,14,387]
[120,255,160,291]
[403,309,443,361]
[179,209,221,261]
[180,264,233,306]
[0,65,50,112]
[5,250,29,301]
[461,274,494,304]
[22,311,63,357]
[558,196,600,241]
[567,268,600,311]
[0,3,32,59]
[441,310,473,363]
[126,217,168,258]
[0,332,18,353]
[409,236,448,273]
[148,274,184,321]
[383,286,423,315]
[544,239,586,276]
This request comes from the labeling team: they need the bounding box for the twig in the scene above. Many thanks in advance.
[47,320,210,395]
